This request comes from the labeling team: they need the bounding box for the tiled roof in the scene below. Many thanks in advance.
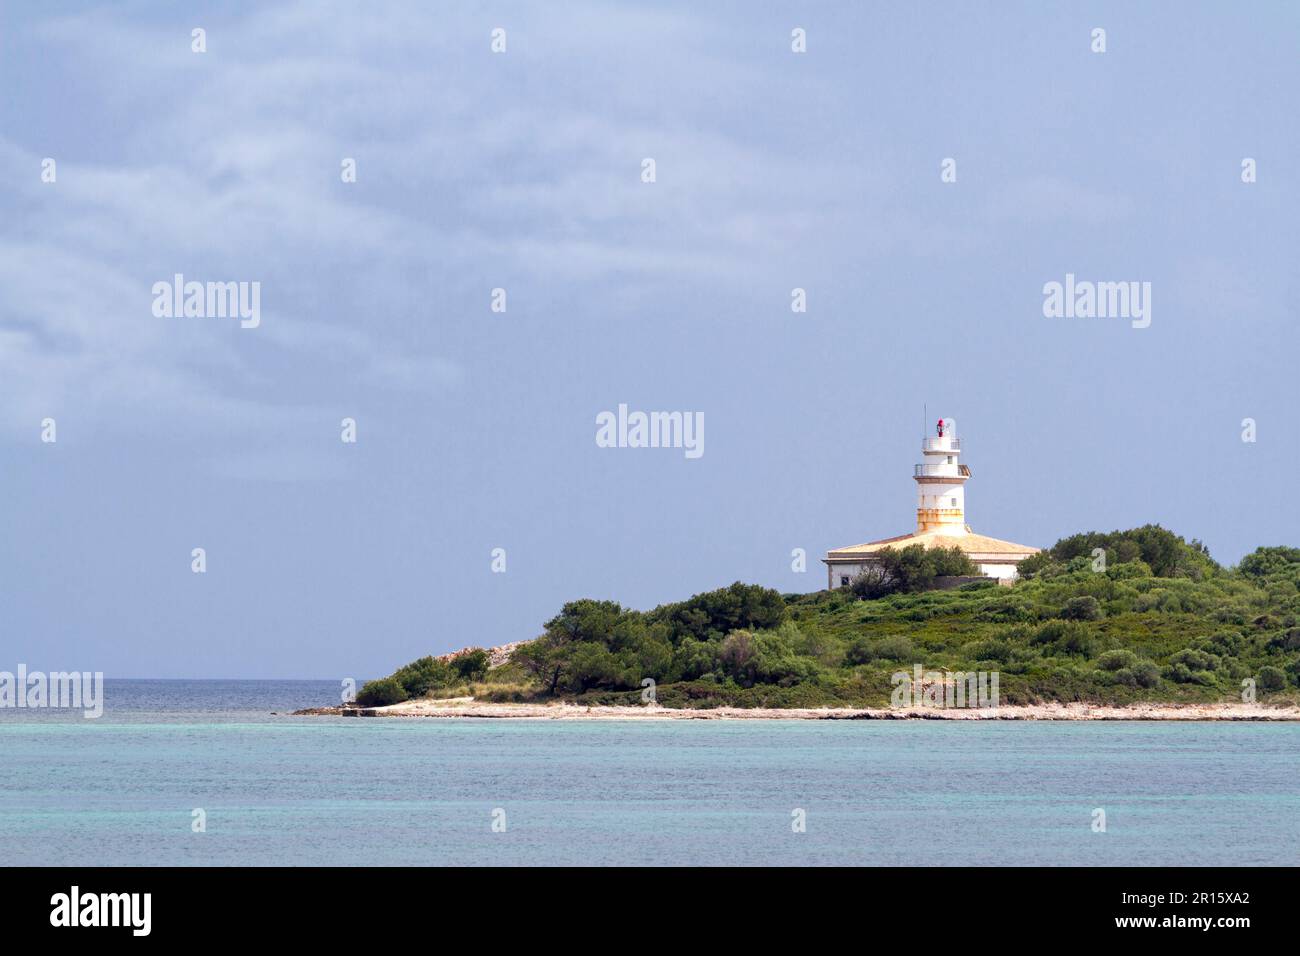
[827,528,1039,559]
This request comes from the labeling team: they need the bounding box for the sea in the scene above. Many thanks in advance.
[3,679,1298,866]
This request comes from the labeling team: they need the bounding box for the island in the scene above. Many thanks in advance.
[293,525,1300,721]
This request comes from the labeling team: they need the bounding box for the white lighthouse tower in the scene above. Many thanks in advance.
[915,417,968,534]
[822,415,1040,587]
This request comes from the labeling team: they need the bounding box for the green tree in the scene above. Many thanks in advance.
[563,643,621,693]
[929,545,979,577]
[1046,525,1217,579]
[649,582,787,642]
[848,545,977,599]
[1239,546,1300,579]
[451,649,490,682]
[513,640,568,695]
[392,656,452,697]
[717,630,758,685]
[670,637,719,682]
[1016,552,1055,580]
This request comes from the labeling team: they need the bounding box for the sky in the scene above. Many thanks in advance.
[1,1,1297,678]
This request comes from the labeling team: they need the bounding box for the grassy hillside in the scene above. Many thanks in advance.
[357,526,1300,709]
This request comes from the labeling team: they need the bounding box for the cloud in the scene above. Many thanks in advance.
[0,12,464,452]
[0,0,901,462]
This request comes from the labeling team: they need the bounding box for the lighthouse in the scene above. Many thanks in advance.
[823,417,1039,588]
[915,417,969,534]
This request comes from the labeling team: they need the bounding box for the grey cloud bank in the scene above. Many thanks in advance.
[1,2,1295,677]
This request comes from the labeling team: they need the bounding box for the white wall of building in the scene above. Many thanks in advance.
[826,559,1022,587]
[978,562,1019,579]
[827,564,868,588]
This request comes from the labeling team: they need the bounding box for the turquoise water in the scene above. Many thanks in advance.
[3,681,1298,866]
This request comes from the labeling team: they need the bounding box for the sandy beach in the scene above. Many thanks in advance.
[293,698,1300,721]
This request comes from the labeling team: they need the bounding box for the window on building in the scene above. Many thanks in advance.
[951,497,957,507]
[840,576,850,587]
[946,456,952,464]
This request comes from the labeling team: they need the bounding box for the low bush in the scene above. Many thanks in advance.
[1097,649,1138,672]
[355,677,409,706]
[1257,666,1286,691]
[1060,596,1103,621]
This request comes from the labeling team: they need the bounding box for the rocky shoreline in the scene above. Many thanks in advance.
[291,699,1300,721]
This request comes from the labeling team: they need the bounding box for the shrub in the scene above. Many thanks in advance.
[1168,648,1220,672]
[1257,666,1287,691]
[842,633,916,663]
[974,598,1032,623]
[929,545,979,577]
[451,649,490,682]
[964,639,1013,663]
[753,630,823,686]
[1266,628,1300,652]
[718,630,758,684]
[1060,596,1103,621]
[1057,631,1098,658]
[873,635,915,661]
[849,564,896,601]
[844,636,875,666]
[1106,560,1153,580]
[848,545,977,599]
[1164,653,1218,685]
[1239,546,1300,579]
[1031,621,1097,658]
[1097,649,1138,672]
[1045,525,1218,579]
[650,583,787,641]
[1030,621,1066,646]
[1131,661,1161,688]
[391,656,452,697]
[1200,631,1245,656]
[355,677,409,706]
[1015,552,1054,580]
[1212,606,1247,626]
[671,637,719,682]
